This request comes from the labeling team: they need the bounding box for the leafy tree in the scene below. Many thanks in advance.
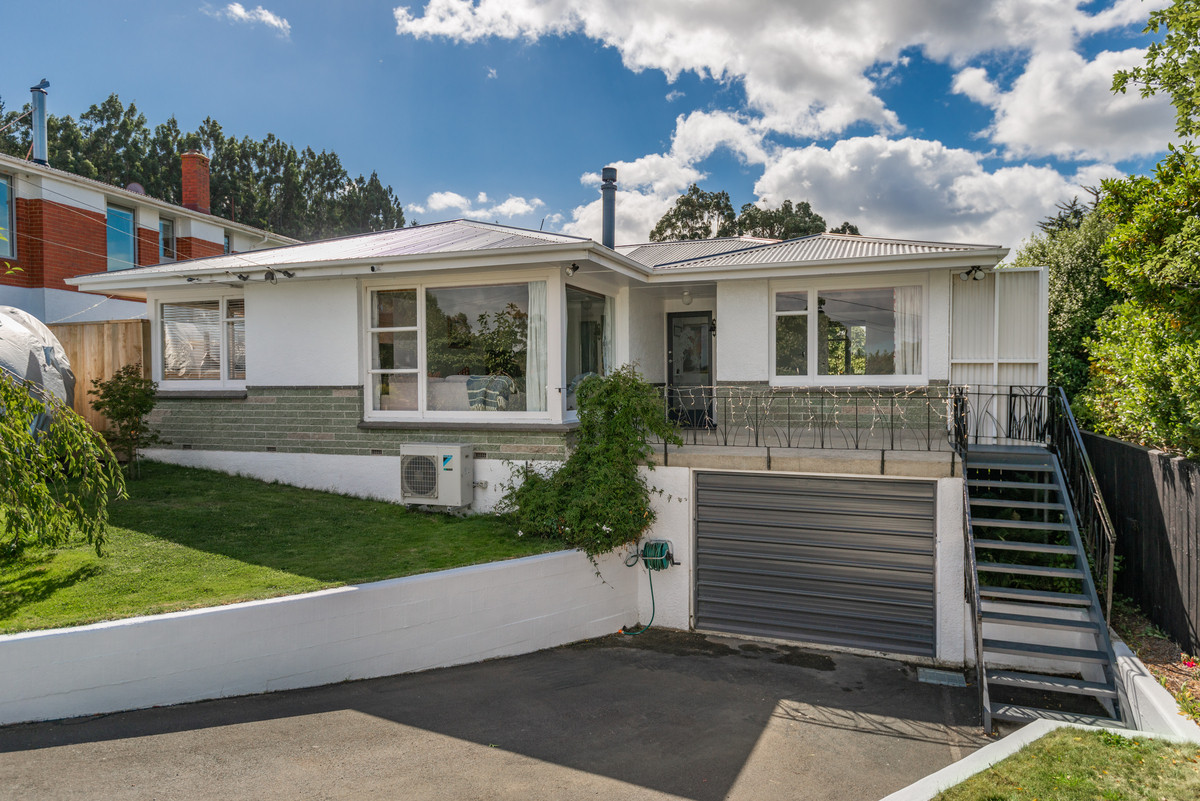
[89,363,166,469]
[736,199,827,239]
[1038,196,1092,233]
[1011,206,1116,400]
[0,94,406,241]
[1112,0,1200,140]
[828,221,861,235]
[1,373,125,557]
[649,184,736,241]
[1081,146,1200,456]
[500,365,681,558]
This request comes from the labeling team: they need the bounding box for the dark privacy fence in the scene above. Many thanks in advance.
[1083,432,1200,653]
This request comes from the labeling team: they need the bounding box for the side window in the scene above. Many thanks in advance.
[0,175,13,259]
[160,297,245,384]
[106,205,135,271]
[159,219,176,261]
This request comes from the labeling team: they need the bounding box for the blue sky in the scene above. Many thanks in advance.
[0,1,1176,252]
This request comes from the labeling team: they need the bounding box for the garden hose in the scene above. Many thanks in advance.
[621,540,673,636]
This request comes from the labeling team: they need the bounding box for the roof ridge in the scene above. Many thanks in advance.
[455,218,590,242]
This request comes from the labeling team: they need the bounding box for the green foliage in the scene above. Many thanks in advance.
[0,93,405,241]
[0,373,125,557]
[1112,0,1200,141]
[649,184,736,241]
[1011,207,1117,401]
[649,186,854,242]
[500,365,682,557]
[89,364,165,468]
[1079,146,1200,456]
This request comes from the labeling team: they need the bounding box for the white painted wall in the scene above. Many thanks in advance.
[715,280,769,381]
[245,279,360,386]
[632,466,693,630]
[935,477,969,666]
[4,287,147,324]
[178,216,225,244]
[34,174,107,213]
[627,287,664,383]
[926,270,951,382]
[0,550,638,725]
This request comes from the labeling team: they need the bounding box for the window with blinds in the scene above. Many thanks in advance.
[160,297,245,384]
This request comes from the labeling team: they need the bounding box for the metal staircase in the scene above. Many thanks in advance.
[965,445,1122,728]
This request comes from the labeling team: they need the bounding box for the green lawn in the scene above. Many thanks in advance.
[0,461,562,634]
[934,728,1200,800]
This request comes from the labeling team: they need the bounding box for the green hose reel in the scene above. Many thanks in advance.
[621,540,676,636]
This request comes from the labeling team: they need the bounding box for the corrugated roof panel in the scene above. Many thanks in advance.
[618,236,778,267]
[653,233,1003,270]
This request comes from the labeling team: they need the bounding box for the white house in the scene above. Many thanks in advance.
[72,173,1124,729]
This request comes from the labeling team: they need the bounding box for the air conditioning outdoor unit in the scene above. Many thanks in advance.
[399,443,474,507]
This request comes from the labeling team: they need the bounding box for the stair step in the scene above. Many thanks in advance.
[968,461,1054,472]
[968,479,1060,491]
[972,518,1073,531]
[979,585,1091,606]
[990,703,1121,727]
[970,498,1066,511]
[974,539,1077,555]
[981,609,1100,632]
[983,639,1108,663]
[977,563,1084,579]
[986,670,1118,698]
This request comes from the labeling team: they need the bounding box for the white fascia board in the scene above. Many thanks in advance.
[643,248,1010,283]
[67,241,653,293]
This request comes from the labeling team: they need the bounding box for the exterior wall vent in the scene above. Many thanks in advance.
[399,443,474,507]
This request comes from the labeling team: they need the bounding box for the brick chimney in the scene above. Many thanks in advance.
[181,150,211,214]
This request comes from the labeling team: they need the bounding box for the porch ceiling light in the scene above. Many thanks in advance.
[681,289,693,306]
[960,266,986,281]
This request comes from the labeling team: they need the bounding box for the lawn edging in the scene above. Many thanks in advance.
[881,719,1200,801]
[0,549,637,726]
[1112,630,1200,739]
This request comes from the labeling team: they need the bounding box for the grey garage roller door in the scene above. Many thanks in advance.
[695,472,937,656]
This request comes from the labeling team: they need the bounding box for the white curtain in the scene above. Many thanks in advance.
[894,286,922,375]
[602,295,615,374]
[526,281,548,411]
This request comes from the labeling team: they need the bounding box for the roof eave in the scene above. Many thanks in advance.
[645,247,1010,282]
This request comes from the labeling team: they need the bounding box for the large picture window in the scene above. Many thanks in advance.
[161,297,245,384]
[367,282,548,415]
[565,286,613,411]
[773,285,922,381]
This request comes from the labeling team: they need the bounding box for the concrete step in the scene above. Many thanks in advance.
[983,638,1108,664]
[986,670,1117,699]
[981,609,1100,633]
[979,585,1091,606]
[990,703,1121,727]
[977,563,1084,580]
[974,539,1077,555]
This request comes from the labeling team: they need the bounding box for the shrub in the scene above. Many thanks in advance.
[89,363,166,468]
[499,365,682,558]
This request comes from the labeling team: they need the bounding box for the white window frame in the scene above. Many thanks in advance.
[362,273,556,423]
[769,276,928,387]
[152,290,247,390]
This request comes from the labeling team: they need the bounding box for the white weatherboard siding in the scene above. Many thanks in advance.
[715,280,770,382]
[245,279,360,386]
[0,550,638,726]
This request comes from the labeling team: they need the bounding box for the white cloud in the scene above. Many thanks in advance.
[952,48,1174,161]
[665,90,685,103]
[754,136,1120,252]
[205,3,291,38]
[411,189,545,220]
[487,67,498,79]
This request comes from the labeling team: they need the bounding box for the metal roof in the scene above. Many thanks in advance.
[617,236,779,267]
[86,219,590,278]
[653,233,1004,270]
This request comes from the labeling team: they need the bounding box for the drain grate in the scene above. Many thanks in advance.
[918,667,968,687]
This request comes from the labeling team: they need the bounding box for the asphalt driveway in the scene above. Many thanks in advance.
[0,630,987,800]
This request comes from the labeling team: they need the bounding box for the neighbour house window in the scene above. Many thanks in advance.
[223,232,232,254]
[106,205,136,271]
[772,285,923,381]
[565,285,614,411]
[0,174,13,259]
[159,219,176,261]
[160,297,245,384]
[367,282,548,415]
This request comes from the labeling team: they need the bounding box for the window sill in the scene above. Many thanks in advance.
[157,390,249,399]
[358,420,579,433]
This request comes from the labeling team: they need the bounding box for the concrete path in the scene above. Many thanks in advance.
[0,631,988,800]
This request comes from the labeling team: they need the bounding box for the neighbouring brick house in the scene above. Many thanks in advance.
[0,150,296,324]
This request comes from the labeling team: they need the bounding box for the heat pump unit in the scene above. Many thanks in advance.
[399,443,474,507]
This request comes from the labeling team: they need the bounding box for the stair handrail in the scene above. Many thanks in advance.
[961,479,991,731]
[1046,387,1117,618]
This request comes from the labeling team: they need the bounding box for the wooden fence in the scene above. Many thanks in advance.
[1083,431,1200,653]
[48,319,150,432]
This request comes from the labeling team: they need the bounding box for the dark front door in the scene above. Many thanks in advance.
[667,311,713,427]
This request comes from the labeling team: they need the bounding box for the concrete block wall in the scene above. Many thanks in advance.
[0,550,638,726]
[150,386,572,461]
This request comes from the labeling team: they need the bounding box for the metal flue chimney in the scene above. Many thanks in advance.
[600,166,617,249]
[30,79,49,166]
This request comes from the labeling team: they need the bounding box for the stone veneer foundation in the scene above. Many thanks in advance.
[150,386,572,461]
